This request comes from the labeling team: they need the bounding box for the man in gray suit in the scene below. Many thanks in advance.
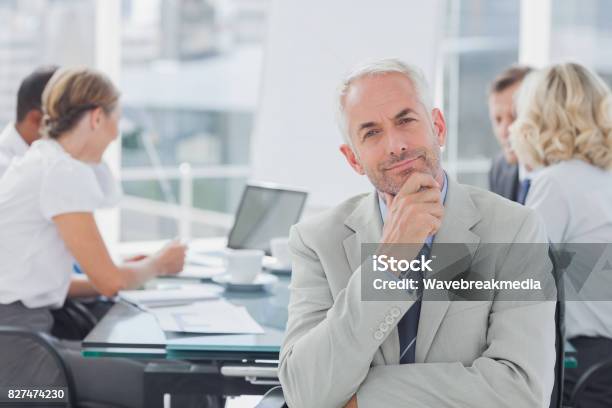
[279,59,556,407]
[488,65,532,203]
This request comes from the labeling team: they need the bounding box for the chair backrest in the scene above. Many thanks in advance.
[569,358,612,408]
[569,357,612,408]
[51,298,98,340]
[0,326,77,407]
[548,246,566,408]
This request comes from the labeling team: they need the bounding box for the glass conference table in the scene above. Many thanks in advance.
[83,244,290,407]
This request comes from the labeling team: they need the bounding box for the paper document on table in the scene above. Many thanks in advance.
[177,264,226,279]
[151,300,265,334]
[186,252,225,268]
[118,284,221,307]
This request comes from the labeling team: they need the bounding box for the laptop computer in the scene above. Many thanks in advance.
[186,182,307,260]
[226,182,308,255]
[181,183,307,278]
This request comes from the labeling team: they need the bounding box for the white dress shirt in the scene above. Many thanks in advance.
[0,139,121,308]
[525,159,612,339]
[0,122,28,177]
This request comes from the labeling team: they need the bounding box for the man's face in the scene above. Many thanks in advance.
[340,73,446,195]
[488,82,520,164]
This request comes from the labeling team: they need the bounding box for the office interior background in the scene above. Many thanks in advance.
[0,0,610,251]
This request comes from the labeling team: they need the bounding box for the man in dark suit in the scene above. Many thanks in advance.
[488,65,532,202]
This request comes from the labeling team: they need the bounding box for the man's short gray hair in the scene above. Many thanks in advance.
[337,58,433,145]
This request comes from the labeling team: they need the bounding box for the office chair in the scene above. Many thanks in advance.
[51,298,99,340]
[568,357,612,408]
[549,246,566,408]
[0,326,125,408]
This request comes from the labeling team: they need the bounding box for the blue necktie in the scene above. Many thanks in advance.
[517,178,531,205]
[397,244,430,364]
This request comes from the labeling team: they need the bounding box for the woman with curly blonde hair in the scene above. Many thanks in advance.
[511,63,612,172]
[510,62,612,408]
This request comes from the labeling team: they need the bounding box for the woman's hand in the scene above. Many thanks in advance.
[151,239,187,276]
[54,214,187,295]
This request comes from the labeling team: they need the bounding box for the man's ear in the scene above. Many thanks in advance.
[339,144,365,175]
[25,110,43,127]
[431,108,447,147]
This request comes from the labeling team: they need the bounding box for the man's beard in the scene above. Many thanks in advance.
[363,145,441,195]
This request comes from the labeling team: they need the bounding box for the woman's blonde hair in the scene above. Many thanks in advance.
[41,67,120,139]
[510,62,612,170]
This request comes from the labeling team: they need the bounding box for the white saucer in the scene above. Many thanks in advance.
[212,273,279,292]
[263,258,292,274]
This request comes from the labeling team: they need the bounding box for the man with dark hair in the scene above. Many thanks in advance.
[0,66,58,176]
[487,65,532,202]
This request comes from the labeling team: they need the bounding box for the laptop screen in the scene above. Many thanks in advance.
[227,184,307,254]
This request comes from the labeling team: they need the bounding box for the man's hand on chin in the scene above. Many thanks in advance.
[380,172,443,246]
[344,395,358,408]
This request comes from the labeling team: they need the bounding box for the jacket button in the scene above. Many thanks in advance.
[379,322,389,332]
[390,307,401,318]
[385,315,394,325]
[374,330,384,340]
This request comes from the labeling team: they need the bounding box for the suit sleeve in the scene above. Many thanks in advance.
[278,225,418,408]
[355,210,557,408]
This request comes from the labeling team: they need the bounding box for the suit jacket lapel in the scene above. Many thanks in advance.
[416,177,482,362]
[343,192,401,363]
[343,192,383,274]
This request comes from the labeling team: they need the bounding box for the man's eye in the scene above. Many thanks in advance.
[364,129,379,139]
[398,117,415,125]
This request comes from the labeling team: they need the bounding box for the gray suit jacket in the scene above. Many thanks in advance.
[279,177,556,408]
[489,152,520,202]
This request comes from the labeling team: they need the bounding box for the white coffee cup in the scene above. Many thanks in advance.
[225,249,264,283]
[270,237,291,268]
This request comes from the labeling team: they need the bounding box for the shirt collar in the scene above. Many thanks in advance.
[378,171,448,247]
[0,122,28,157]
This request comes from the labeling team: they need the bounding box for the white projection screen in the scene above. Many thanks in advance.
[252,0,444,208]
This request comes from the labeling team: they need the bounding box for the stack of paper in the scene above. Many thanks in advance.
[150,299,264,334]
[118,284,221,308]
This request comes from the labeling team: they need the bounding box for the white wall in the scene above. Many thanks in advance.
[251,0,444,208]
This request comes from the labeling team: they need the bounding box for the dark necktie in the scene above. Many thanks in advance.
[517,178,531,205]
[397,244,430,364]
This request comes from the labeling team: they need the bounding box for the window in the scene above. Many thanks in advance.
[119,0,269,241]
[0,1,608,244]
[0,0,95,127]
[441,0,520,188]
[550,0,612,85]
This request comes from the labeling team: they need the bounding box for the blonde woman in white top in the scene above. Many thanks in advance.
[0,67,186,407]
[510,62,612,408]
